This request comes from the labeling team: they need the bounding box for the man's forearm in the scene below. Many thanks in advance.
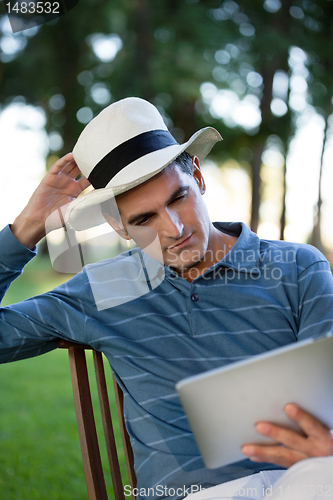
[11,212,45,250]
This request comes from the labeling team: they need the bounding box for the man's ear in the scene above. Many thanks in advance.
[102,212,130,240]
[191,156,206,195]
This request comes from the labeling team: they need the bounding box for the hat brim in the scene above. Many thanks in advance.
[65,126,222,231]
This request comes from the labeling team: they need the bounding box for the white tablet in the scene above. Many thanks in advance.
[176,334,333,469]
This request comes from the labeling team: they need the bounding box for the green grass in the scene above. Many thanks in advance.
[0,254,127,499]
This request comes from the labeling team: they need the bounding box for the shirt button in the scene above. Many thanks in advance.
[191,294,199,301]
[170,273,177,279]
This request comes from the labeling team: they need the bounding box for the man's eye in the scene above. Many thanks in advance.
[173,194,186,202]
[137,217,150,226]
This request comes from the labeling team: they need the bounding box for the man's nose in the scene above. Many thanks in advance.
[161,209,184,238]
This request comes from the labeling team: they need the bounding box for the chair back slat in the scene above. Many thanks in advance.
[68,345,108,500]
[113,376,136,497]
[93,350,125,500]
[58,341,137,500]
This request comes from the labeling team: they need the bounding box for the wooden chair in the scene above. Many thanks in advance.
[57,340,136,500]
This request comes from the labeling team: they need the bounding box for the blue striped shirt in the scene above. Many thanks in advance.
[1,221,333,498]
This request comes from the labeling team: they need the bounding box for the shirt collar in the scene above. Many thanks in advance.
[164,222,261,278]
[212,222,260,273]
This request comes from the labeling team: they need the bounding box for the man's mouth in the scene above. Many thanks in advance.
[168,234,193,250]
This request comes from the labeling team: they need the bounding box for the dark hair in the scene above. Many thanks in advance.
[172,150,193,176]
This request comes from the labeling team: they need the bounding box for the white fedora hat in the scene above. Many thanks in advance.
[65,97,222,231]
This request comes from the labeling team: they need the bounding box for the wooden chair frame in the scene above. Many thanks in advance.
[58,340,136,500]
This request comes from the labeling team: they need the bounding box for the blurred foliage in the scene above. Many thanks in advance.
[0,0,332,236]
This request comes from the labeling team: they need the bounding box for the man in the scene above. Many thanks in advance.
[1,97,333,499]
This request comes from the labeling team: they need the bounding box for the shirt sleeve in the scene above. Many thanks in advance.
[296,245,333,340]
[0,225,91,363]
[0,225,37,301]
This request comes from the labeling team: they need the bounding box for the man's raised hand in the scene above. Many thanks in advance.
[11,153,90,249]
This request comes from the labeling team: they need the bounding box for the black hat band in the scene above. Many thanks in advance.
[88,129,179,189]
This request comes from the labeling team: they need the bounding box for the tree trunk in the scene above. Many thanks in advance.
[279,159,287,240]
[135,0,154,101]
[249,0,293,233]
[311,115,328,252]
[250,61,282,233]
[250,143,265,233]
[52,18,83,155]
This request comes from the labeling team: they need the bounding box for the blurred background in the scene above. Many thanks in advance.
[1,0,333,259]
[0,0,333,498]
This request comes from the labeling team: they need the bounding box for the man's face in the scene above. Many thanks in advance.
[105,158,212,273]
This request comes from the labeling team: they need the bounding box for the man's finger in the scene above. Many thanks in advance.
[284,404,331,439]
[49,153,74,173]
[254,421,307,452]
[242,443,306,468]
[64,164,81,179]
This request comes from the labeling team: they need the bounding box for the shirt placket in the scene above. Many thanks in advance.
[188,284,200,336]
